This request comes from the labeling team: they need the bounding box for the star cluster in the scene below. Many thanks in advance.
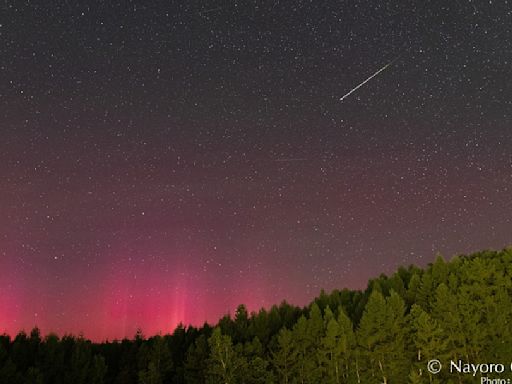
[1,0,511,340]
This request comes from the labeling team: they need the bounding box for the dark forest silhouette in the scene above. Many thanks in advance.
[1,248,511,383]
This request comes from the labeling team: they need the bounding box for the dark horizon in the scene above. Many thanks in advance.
[1,249,511,384]
[2,246,509,343]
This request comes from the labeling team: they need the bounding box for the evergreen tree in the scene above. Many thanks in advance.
[207,328,244,384]
[290,316,309,383]
[68,337,92,384]
[271,328,295,384]
[39,333,65,384]
[243,337,264,359]
[431,284,467,362]
[185,334,209,384]
[385,291,410,381]
[336,309,356,383]
[304,303,324,382]
[323,305,335,326]
[246,356,274,384]
[357,290,387,382]
[320,317,343,383]
[138,335,172,384]
[389,273,406,298]
[409,304,448,383]
[417,273,434,310]
[484,287,512,361]
[234,305,249,344]
[250,309,271,347]
[0,358,21,384]
[357,290,408,384]
[406,273,421,307]
[11,331,30,374]
[138,362,161,384]
[90,355,107,384]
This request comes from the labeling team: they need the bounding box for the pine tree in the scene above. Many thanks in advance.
[417,273,434,310]
[250,309,271,347]
[185,334,209,384]
[243,337,264,359]
[357,290,388,382]
[357,290,409,384]
[39,333,65,384]
[246,356,274,384]
[0,358,21,384]
[272,328,295,384]
[431,284,467,362]
[385,291,410,381]
[69,337,92,384]
[432,255,448,283]
[320,317,343,384]
[90,355,107,384]
[207,328,244,384]
[233,305,250,344]
[138,362,161,384]
[290,316,310,383]
[323,305,335,326]
[406,273,422,307]
[409,304,448,383]
[305,303,324,382]
[138,335,172,384]
[484,287,512,361]
[389,273,406,298]
[11,332,30,374]
[337,309,355,383]
[457,257,504,361]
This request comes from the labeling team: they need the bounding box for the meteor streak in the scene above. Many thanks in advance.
[339,56,400,102]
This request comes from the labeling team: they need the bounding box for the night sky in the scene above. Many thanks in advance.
[1,0,511,341]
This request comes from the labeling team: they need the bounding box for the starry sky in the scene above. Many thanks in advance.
[1,0,511,341]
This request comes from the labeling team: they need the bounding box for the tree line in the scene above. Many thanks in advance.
[1,248,511,383]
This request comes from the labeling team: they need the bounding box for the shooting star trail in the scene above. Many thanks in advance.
[200,7,222,15]
[339,56,400,102]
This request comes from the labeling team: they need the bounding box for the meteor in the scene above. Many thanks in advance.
[339,56,400,102]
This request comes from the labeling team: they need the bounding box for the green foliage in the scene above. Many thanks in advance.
[320,317,344,383]
[0,248,510,384]
[185,334,210,384]
[207,328,244,384]
[357,290,409,383]
[271,328,295,384]
[69,337,92,384]
[137,335,172,384]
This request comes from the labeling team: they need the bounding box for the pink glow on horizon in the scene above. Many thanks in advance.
[0,243,368,341]
[0,275,22,335]
[0,246,25,336]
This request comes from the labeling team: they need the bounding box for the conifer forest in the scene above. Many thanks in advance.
[1,249,511,383]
